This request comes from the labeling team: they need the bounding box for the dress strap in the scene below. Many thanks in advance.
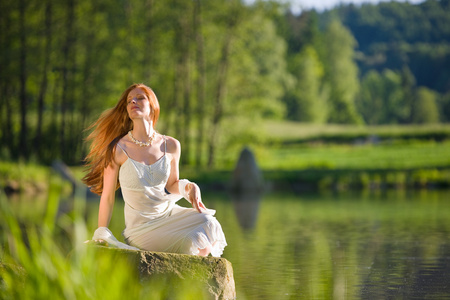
[116,143,130,158]
[163,135,171,195]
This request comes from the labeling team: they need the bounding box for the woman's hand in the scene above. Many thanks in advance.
[186,183,206,213]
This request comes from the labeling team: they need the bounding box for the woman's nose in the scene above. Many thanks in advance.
[131,98,137,104]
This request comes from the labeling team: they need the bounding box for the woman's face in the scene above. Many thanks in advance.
[126,87,151,120]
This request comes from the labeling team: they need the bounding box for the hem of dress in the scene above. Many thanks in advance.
[191,240,228,257]
[187,219,227,257]
[122,213,227,257]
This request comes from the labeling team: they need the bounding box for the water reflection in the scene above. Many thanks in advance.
[10,181,449,299]
[229,147,264,230]
[359,248,450,299]
[219,190,450,299]
[230,192,261,230]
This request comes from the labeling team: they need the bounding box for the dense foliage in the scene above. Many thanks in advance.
[0,0,291,165]
[328,0,450,93]
[0,0,449,166]
[282,0,450,125]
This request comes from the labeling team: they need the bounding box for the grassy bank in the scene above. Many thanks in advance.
[263,121,450,144]
[0,161,51,195]
[255,140,450,170]
[200,123,450,191]
[1,124,450,193]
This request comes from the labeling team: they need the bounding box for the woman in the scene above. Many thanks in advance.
[82,83,226,257]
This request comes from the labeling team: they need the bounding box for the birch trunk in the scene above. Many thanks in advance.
[34,1,52,156]
[60,0,75,159]
[18,0,28,159]
[194,0,206,167]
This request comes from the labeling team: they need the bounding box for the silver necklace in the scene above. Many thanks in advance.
[128,130,156,147]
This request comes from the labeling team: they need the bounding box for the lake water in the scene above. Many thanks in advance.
[203,189,450,299]
[6,187,449,299]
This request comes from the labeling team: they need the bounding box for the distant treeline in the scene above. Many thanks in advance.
[0,0,449,165]
[328,0,450,93]
[280,0,450,125]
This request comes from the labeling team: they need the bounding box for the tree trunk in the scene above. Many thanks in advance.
[3,89,13,155]
[181,12,192,166]
[80,3,96,128]
[34,1,52,157]
[60,0,75,160]
[124,1,136,81]
[172,5,192,164]
[207,33,232,168]
[174,63,183,143]
[207,6,241,167]
[194,0,206,167]
[162,65,178,136]
[0,2,14,156]
[18,0,28,159]
[143,0,153,83]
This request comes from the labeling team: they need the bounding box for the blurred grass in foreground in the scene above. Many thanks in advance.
[0,175,208,299]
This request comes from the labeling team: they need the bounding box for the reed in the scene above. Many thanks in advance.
[0,175,206,299]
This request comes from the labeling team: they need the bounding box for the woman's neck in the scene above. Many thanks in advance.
[131,119,154,140]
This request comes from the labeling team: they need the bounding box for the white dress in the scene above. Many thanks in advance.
[116,140,227,257]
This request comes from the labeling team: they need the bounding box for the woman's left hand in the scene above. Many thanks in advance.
[187,183,206,213]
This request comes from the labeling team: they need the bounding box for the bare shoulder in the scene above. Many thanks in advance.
[113,136,129,166]
[163,135,181,154]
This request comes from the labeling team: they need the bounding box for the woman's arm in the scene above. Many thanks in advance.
[164,137,182,195]
[164,137,206,213]
[93,146,138,249]
[97,157,120,227]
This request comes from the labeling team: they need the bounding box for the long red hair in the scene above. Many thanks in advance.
[82,83,160,195]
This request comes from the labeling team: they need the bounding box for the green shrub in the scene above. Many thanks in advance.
[0,177,206,299]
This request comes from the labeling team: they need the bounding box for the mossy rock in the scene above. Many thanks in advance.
[88,244,236,300]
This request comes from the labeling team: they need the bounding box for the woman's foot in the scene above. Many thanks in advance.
[197,246,211,256]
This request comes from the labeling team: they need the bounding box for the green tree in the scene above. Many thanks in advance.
[357,70,384,125]
[320,20,362,124]
[439,92,450,122]
[400,66,416,123]
[206,2,291,167]
[287,46,327,123]
[382,69,409,123]
[411,87,439,124]
[357,69,408,124]
[328,0,450,94]
[0,0,291,167]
